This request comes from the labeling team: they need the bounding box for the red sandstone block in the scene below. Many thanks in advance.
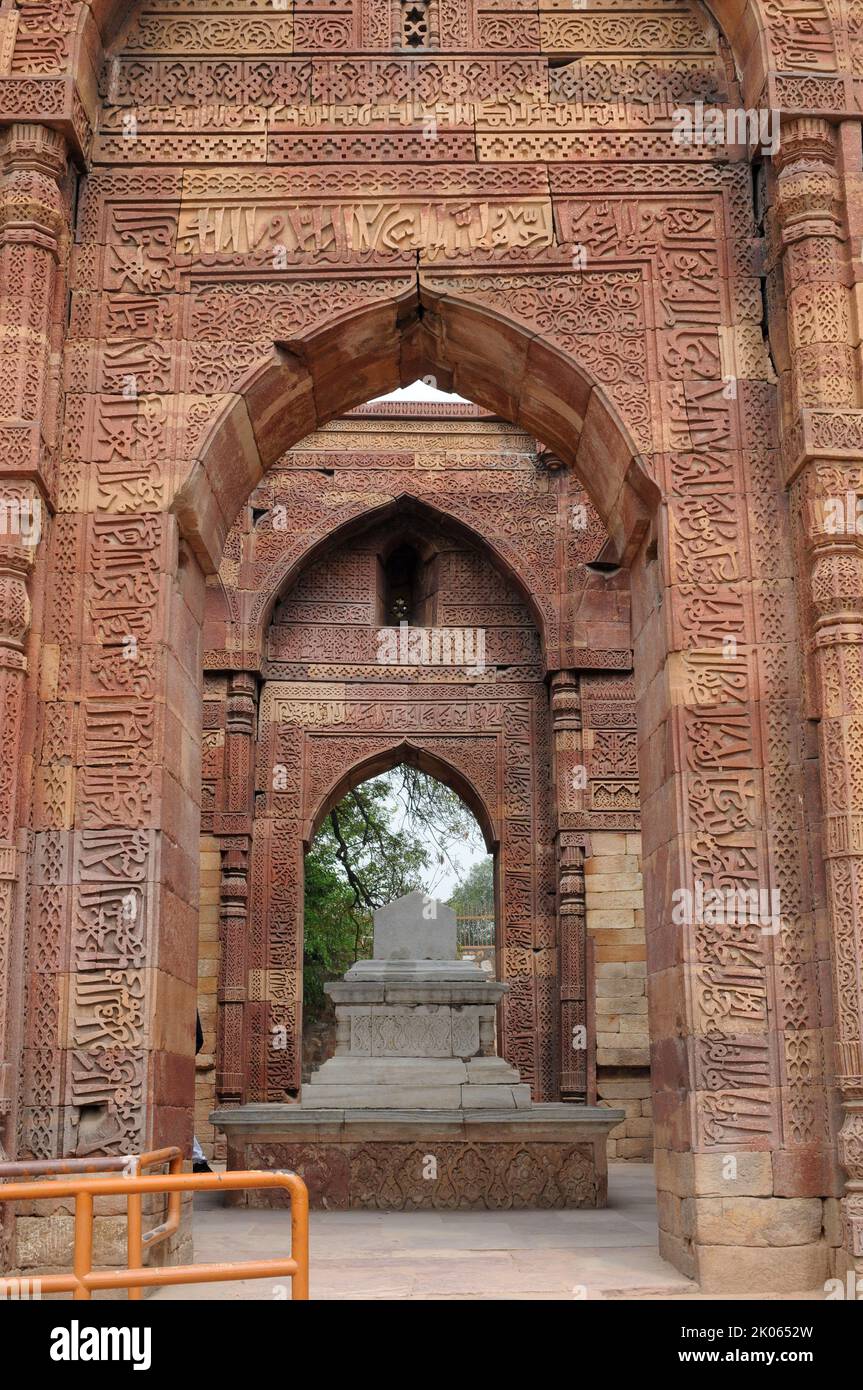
[172,463,231,576]
[157,767,202,849]
[652,1086,696,1152]
[772,1145,844,1200]
[149,1102,193,1158]
[153,886,199,986]
[242,355,318,471]
[151,1050,196,1109]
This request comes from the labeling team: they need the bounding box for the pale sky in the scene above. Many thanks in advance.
[381,773,488,902]
[365,382,485,901]
[372,379,472,405]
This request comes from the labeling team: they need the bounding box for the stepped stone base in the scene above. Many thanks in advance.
[212,1105,622,1211]
[300,1055,533,1110]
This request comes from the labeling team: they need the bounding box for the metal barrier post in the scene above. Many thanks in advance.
[72,1190,93,1301]
[0,1170,309,1300]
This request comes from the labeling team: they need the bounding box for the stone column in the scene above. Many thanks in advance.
[216,843,249,1105]
[802,505,863,1273]
[769,119,851,432]
[0,547,34,1158]
[0,124,69,1271]
[558,837,589,1101]
[0,123,69,498]
[214,671,258,1105]
[0,123,70,1168]
[223,673,258,819]
[549,672,591,1101]
[772,118,863,1274]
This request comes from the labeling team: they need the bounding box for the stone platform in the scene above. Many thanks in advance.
[212,1104,622,1211]
[213,895,622,1210]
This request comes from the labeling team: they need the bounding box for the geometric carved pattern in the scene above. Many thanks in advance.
[246,506,559,1100]
[240,1140,603,1210]
[7,0,852,1280]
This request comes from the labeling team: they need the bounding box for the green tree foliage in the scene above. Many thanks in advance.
[302,767,482,1016]
[448,856,494,918]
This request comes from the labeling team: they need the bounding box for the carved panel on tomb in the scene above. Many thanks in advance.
[240,1138,601,1210]
[176,200,555,260]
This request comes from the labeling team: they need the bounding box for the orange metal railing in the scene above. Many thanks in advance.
[0,1168,309,1301]
[0,1146,184,1301]
[125,1147,184,1301]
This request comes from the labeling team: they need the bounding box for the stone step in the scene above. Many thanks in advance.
[300,1081,533,1110]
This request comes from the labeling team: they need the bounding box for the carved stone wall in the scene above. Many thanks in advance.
[3,0,861,1292]
[198,410,635,1109]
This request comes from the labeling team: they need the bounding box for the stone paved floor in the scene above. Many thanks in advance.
[154,1163,707,1300]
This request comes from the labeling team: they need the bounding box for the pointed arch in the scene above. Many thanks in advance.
[304,738,499,852]
[235,491,552,669]
[173,280,659,578]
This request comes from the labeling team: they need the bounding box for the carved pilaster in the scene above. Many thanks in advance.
[215,671,258,828]
[226,671,257,739]
[770,119,850,461]
[214,674,258,1103]
[801,508,863,1268]
[558,839,589,1100]
[550,672,591,1101]
[774,117,863,1271]
[0,121,69,1179]
[0,543,34,1165]
[217,840,250,1104]
[0,123,70,504]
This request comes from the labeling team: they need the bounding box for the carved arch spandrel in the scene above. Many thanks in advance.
[172,281,658,577]
[206,490,557,673]
[303,737,500,851]
[258,718,550,1096]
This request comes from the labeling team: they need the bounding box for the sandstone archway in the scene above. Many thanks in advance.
[206,491,554,671]
[306,741,499,853]
[27,251,822,1289]
[5,0,859,1294]
[174,269,793,1286]
[173,283,658,577]
[228,481,558,1102]
[299,747,500,1084]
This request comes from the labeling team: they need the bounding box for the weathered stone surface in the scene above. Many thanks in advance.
[15,1213,74,1270]
[214,1105,618,1210]
[696,1243,830,1297]
[695,1198,824,1248]
[373,891,457,961]
[2,0,861,1295]
[300,1084,465,1111]
[692,1152,775,1199]
[306,1059,471,1086]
